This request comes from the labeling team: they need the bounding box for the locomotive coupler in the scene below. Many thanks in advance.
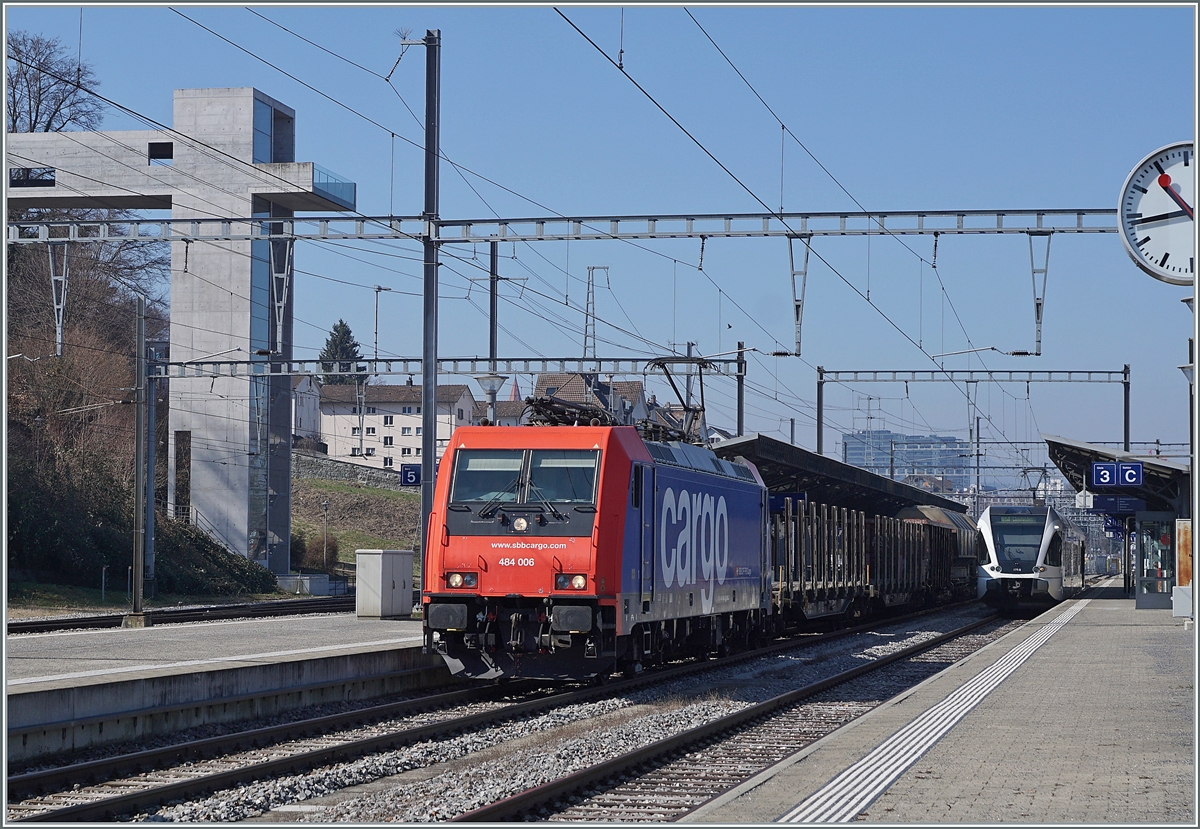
[508,612,527,651]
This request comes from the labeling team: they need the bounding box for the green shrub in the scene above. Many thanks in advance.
[151,519,277,595]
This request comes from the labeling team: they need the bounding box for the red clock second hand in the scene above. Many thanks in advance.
[1158,173,1194,220]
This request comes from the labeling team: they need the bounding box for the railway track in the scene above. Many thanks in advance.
[7,682,543,822]
[6,595,358,635]
[450,614,1009,822]
[6,603,995,822]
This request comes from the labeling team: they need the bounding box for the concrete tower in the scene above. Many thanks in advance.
[7,87,356,574]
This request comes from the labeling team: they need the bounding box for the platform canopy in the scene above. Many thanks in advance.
[712,433,968,516]
[1043,433,1190,516]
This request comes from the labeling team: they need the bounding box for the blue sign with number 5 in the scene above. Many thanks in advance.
[401,464,421,486]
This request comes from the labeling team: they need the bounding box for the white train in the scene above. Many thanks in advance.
[977,505,1085,611]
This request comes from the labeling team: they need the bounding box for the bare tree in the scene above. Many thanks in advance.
[6,29,104,133]
[5,29,173,587]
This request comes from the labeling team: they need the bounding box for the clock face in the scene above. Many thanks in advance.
[1119,141,1195,287]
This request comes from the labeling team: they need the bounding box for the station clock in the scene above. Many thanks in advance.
[1118,140,1195,286]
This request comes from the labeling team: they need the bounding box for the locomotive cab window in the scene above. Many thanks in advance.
[1044,535,1063,567]
[528,450,599,504]
[450,450,523,503]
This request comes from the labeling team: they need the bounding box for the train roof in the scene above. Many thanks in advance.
[644,440,761,484]
[713,433,968,516]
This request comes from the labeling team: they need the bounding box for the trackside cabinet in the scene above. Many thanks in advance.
[356,549,415,618]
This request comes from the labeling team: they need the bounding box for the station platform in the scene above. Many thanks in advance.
[685,578,1195,825]
[5,613,425,692]
[5,613,436,762]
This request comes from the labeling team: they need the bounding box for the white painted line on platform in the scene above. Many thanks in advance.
[6,635,424,687]
[777,598,1091,824]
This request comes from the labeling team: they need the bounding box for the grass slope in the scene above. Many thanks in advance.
[290,478,421,563]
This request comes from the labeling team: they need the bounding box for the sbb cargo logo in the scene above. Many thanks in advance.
[659,487,729,614]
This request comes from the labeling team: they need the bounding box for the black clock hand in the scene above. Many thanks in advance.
[1158,173,1194,220]
[1131,209,1189,226]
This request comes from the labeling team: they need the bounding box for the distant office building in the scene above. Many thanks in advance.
[8,87,356,573]
[840,430,971,491]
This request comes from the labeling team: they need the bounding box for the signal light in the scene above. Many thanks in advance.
[555,573,587,590]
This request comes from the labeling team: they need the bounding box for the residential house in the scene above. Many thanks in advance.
[532,373,649,425]
[319,382,475,469]
[292,375,321,443]
[472,399,531,426]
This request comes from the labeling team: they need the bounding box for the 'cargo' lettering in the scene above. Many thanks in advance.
[660,486,728,613]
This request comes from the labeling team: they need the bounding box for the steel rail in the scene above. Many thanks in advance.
[9,682,555,823]
[451,614,997,822]
[7,682,515,802]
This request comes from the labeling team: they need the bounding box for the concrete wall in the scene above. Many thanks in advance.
[7,647,450,763]
[292,450,415,492]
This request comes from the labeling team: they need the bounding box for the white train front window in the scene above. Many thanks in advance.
[991,517,1044,567]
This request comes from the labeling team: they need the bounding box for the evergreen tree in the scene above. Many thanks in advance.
[319,319,363,385]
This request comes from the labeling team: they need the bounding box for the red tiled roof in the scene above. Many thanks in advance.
[472,400,530,420]
[532,373,644,404]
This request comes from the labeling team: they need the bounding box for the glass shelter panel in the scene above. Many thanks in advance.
[1136,512,1176,609]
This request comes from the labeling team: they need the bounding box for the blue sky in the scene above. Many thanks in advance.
[6,3,1196,486]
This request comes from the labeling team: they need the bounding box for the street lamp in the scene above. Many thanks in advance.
[475,373,508,425]
[373,285,393,363]
[322,499,330,569]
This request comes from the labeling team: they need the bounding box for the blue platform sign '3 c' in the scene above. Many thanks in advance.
[1118,462,1143,487]
[1092,461,1143,488]
[1092,462,1116,487]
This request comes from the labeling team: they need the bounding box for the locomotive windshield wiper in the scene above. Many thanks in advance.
[479,477,522,518]
[527,480,565,520]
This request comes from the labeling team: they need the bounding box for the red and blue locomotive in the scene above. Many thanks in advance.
[422,425,771,681]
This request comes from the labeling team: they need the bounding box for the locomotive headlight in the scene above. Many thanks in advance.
[446,572,477,588]
[448,573,464,588]
[571,574,587,590]
[555,573,587,590]
[513,517,529,532]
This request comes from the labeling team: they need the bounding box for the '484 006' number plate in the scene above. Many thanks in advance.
[498,557,535,567]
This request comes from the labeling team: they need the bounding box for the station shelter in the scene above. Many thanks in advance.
[1045,434,1192,613]
[713,433,968,517]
